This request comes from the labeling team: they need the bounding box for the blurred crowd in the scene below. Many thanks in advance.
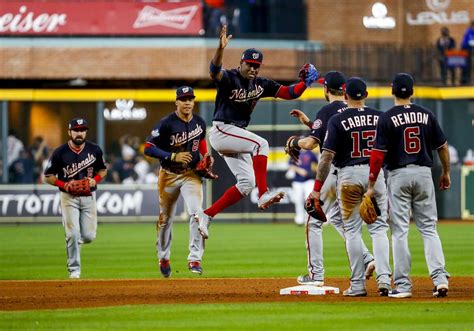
[4,132,161,185]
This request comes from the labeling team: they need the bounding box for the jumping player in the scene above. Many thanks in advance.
[365,73,451,298]
[44,118,107,279]
[144,86,212,277]
[196,25,319,239]
[288,71,375,287]
[307,77,391,296]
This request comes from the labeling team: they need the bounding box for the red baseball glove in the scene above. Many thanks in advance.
[195,155,218,180]
[65,178,92,196]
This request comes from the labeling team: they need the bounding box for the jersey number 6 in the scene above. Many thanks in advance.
[404,126,421,154]
[351,130,376,158]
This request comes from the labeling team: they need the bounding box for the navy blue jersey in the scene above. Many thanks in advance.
[309,100,348,144]
[323,107,382,168]
[146,112,206,172]
[373,104,446,170]
[290,150,318,182]
[212,68,281,127]
[44,141,106,192]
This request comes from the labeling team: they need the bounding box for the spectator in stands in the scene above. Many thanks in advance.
[9,150,34,184]
[436,27,456,86]
[203,0,226,37]
[29,136,49,183]
[120,134,136,161]
[111,153,137,183]
[134,154,150,183]
[461,20,474,85]
[7,129,24,168]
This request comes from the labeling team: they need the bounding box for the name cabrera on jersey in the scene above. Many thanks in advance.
[309,100,348,143]
[213,68,281,128]
[373,104,446,170]
[146,112,206,171]
[44,141,106,192]
[323,107,382,168]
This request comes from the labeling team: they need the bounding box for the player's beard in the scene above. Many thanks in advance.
[71,137,84,146]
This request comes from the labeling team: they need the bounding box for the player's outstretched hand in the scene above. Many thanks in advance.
[219,25,232,49]
[299,64,319,87]
[174,152,193,164]
[290,109,311,126]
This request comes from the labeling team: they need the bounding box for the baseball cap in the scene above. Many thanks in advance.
[392,73,414,98]
[345,77,367,100]
[241,48,263,65]
[317,71,346,91]
[68,118,89,130]
[176,86,195,100]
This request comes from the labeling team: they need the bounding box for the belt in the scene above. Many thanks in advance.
[163,167,191,175]
[213,120,246,129]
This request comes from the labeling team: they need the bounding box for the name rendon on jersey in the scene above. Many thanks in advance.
[390,112,429,127]
[341,114,379,131]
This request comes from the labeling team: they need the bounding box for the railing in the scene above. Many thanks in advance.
[298,44,473,85]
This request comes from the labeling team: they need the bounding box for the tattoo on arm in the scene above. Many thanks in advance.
[316,151,335,183]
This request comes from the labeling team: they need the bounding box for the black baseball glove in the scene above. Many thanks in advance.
[284,136,301,162]
[304,197,327,222]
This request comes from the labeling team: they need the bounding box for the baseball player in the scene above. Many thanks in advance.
[44,118,107,279]
[307,77,391,296]
[286,71,375,287]
[195,25,319,239]
[144,86,214,277]
[366,73,451,298]
[286,150,318,225]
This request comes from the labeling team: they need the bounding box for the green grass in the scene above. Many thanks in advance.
[0,302,472,330]
[0,222,472,279]
[0,222,472,330]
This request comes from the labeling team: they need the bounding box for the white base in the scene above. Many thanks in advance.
[280,285,340,296]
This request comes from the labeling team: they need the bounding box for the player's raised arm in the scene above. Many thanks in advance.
[210,25,232,81]
[276,64,319,100]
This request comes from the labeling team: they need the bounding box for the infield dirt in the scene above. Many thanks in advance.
[1,277,472,311]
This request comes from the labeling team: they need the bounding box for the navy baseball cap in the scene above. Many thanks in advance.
[317,71,346,91]
[176,86,195,100]
[241,48,263,65]
[345,77,367,100]
[68,118,89,130]
[392,73,414,98]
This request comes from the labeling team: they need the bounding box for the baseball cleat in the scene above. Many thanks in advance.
[343,287,367,297]
[432,284,448,298]
[159,259,171,278]
[195,211,211,239]
[297,275,324,286]
[258,190,285,210]
[69,270,81,279]
[388,289,412,298]
[188,261,203,275]
[364,260,376,280]
[378,283,391,296]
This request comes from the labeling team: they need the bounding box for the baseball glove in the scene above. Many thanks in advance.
[304,197,327,222]
[359,194,381,224]
[298,63,319,87]
[65,178,92,196]
[284,136,301,162]
[196,154,218,180]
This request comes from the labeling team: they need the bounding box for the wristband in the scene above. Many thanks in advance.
[209,61,222,75]
[291,137,301,151]
[171,153,176,161]
[304,120,314,129]
[93,174,103,183]
[54,179,66,189]
[313,180,323,192]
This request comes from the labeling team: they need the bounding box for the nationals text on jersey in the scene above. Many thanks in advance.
[170,124,203,146]
[341,114,379,131]
[229,85,264,102]
[390,112,429,127]
[62,153,97,178]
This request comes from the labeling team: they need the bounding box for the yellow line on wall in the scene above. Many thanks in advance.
[0,87,473,101]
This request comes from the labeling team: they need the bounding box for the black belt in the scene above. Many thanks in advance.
[163,167,191,174]
[215,120,246,129]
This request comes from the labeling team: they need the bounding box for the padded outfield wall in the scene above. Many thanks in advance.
[0,87,472,222]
